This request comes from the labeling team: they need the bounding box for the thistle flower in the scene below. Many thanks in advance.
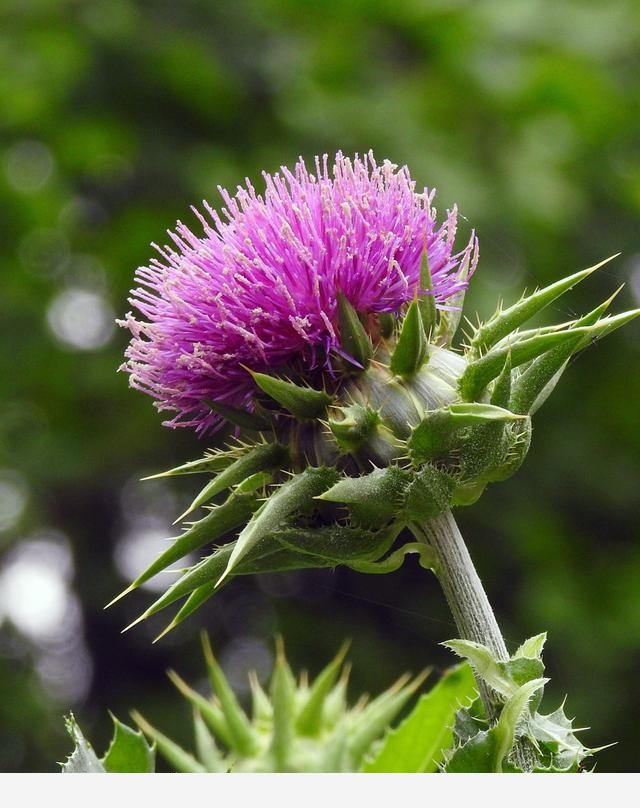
[120,151,477,434]
[114,151,638,637]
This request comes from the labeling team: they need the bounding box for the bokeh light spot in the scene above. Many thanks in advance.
[4,140,54,193]
[46,288,115,351]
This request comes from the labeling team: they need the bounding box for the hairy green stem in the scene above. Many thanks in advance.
[413,510,508,661]
[412,509,534,770]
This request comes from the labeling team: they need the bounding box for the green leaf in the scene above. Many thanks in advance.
[147,540,345,638]
[249,671,273,725]
[108,490,258,606]
[274,523,397,564]
[390,299,429,377]
[511,305,640,414]
[177,441,288,520]
[402,465,456,521]
[508,293,618,415]
[445,678,547,772]
[469,256,618,354]
[318,466,410,525]
[362,663,477,773]
[529,705,598,771]
[407,404,523,464]
[60,714,106,773]
[337,292,372,370]
[167,670,233,749]
[378,312,395,339]
[328,404,380,453]
[492,678,548,772]
[141,447,245,480]
[514,633,547,660]
[442,639,517,698]
[269,637,297,771]
[201,632,259,756]
[296,642,350,737]
[489,353,512,408]
[348,541,436,574]
[204,399,272,430]
[417,247,437,336]
[193,710,226,772]
[131,712,206,773]
[460,329,592,401]
[250,371,332,419]
[435,246,474,346]
[220,466,340,583]
[348,670,429,766]
[101,714,155,773]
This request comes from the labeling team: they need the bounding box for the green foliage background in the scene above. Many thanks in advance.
[1,0,638,772]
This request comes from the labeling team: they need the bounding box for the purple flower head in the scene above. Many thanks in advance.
[120,151,478,433]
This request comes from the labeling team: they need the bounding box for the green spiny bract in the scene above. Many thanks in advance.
[111,254,639,633]
[61,634,430,773]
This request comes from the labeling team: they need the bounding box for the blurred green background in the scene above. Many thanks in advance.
[1,0,639,773]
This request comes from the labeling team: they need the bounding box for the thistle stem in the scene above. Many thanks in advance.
[412,509,534,770]
[412,510,508,662]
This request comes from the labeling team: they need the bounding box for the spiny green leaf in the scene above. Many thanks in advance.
[448,402,525,424]
[442,639,517,698]
[469,256,618,354]
[131,711,206,773]
[378,312,395,339]
[362,664,476,773]
[141,448,243,480]
[150,540,344,638]
[445,678,546,773]
[220,467,340,583]
[323,667,350,729]
[274,523,397,564]
[337,292,372,370]
[514,633,547,660]
[390,298,429,377]
[408,404,524,464]
[177,441,288,521]
[493,678,548,772]
[269,637,297,771]
[108,491,258,606]
[318,466,410,525]
[193,710,226,772]
[509,293,627,414]
[417,247,437,336]
[529,705,598,771]
[348,670,430,766]
[201,632,259,756]
[249,671,273,725]
[250,371,332,419]
[154,582,221,640]
[459,328,594,401]
[328,404,380,453]
[435,247,474,346]
[60,714,106,773]
[296,642,350,737]
[402,465,456,521]
[489,352,512,408]
[101,714,155,773]
[167,670,233,749]
[204,399,272,430]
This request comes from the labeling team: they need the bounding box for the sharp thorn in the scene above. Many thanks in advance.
[105,583,136,609]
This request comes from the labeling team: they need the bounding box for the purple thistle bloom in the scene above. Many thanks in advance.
[120,151,478,433]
